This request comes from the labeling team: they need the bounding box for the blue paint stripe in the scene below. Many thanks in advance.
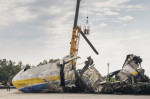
[19,80,72,93]
[19,83,47,93]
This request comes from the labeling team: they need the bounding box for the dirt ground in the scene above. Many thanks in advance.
[0,89,150,99]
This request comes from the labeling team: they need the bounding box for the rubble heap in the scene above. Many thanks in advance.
[76,55,150,94]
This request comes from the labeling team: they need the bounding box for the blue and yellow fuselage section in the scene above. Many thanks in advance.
[12,62,75,93]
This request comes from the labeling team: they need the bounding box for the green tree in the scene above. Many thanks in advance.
[0,59,22,82]
[25,64,31,69]
[37,58,60,66]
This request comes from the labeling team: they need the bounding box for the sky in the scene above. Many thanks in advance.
[0,0,150,76]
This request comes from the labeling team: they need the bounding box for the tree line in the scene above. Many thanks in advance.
[0,58,59,83]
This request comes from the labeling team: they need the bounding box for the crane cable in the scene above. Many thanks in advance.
[86,0,89,24]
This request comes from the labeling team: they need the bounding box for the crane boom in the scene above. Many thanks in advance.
[70,0,81,67]
[70,0,99,67]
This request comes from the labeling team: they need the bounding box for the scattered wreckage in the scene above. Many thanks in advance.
[12,54,150,94]
[76,54,150,94]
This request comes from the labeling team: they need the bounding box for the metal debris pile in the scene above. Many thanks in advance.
[75,54,150,94]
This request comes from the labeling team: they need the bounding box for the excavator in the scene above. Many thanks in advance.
[12,0,99,93]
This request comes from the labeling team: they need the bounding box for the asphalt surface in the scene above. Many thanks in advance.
[0,89,150,99]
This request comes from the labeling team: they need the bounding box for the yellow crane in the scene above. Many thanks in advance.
[70,0,99,68]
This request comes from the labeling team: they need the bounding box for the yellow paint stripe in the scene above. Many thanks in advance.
[12,75,60,89]
[132,70,138,76]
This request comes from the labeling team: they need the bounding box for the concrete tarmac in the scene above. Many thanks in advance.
[0,89,150,99]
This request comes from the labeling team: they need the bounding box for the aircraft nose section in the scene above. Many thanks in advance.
[12,70,23,89]
[12,75,19,89]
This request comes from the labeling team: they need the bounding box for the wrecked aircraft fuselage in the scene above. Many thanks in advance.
[12,55,77,93]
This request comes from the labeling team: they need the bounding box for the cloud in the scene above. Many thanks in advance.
[84,0,146,24]
[99,23,107,28]
[15,0,36,3]
[116,15,133,22]
[120,5,146,11]
[0,0,37,28]
[13,7,37,22]
[89,0,130,8]
[123,24,127,26]
[104,10,119,16]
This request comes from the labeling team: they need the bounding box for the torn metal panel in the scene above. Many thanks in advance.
[99,54,150,94]
[117,54,142,82]
[76,56,104,93]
